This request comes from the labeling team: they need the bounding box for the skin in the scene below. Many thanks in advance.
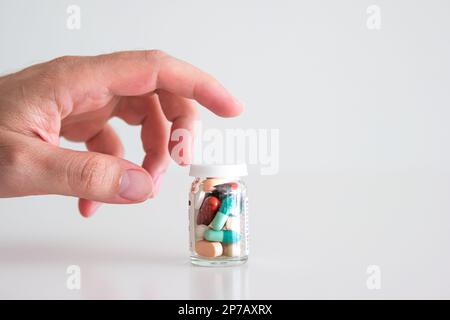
[0,50,243,217]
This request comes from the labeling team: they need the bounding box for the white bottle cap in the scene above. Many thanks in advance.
[189,164,248,178]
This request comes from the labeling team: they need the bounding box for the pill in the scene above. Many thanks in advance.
[195,224,209,240]
[194,191,206,210]
[204,229,241,244]
[214,182,239,194]
[202,178,232,192]
[210,189,225,201]
[197,196,220,225]
[195,240,223,257]
[222,242,241,257]
[219,196,235,214]
[209,196,235,230]
[224,217,240,231]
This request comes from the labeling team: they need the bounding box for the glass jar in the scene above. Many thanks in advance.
[188,164,249,267]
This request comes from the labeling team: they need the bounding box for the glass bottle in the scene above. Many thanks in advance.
[188,164,248,267]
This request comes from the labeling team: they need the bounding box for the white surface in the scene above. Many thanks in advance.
[1,173,450,299]
[1,0,450,299]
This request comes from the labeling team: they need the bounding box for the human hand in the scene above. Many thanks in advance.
[0,50,243,217]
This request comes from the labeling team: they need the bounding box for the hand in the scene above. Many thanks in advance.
[0,50,243,217]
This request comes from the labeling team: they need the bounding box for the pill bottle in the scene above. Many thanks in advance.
[188,164,249,267]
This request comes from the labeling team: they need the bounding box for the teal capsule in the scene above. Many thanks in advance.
[210,211,229,230]
[210,196,235,230]
[204,229,241,244]
[219,196,235,215]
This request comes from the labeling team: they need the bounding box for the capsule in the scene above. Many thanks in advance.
[223,242,241,257]
[214,182,239,194]
[197,195,220,225]
[224,217,240,231]
[202,178,233,192]
[204,229,241,244]
[195,224,209,240]
[195,240,223,257]
[209,196,235,230]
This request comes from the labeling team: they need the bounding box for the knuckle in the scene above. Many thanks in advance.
[174,103,199,121]
[145,148,170,163]
[69,154,118,196]
[143,49,168,63]
[0,143,27,169]
[44,56,78,79]
[81,156,110,191]
[49,55,77,67]
[187,104,199,119]
[0,142,29,192]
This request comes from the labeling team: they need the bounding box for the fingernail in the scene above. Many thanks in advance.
[79,199,102,218]
[88,201,102,216]
[119,170,153,201]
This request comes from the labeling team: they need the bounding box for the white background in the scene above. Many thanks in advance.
[1,0,450,299]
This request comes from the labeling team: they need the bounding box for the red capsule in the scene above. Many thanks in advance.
[197,196,220,225]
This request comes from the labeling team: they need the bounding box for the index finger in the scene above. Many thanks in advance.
[91,50,244,117]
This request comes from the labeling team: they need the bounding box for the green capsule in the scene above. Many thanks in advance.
[219,196,235,215]
[210,211,229,230]
[204,229,241,244]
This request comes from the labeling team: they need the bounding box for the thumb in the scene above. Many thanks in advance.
[0,137,154,203]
